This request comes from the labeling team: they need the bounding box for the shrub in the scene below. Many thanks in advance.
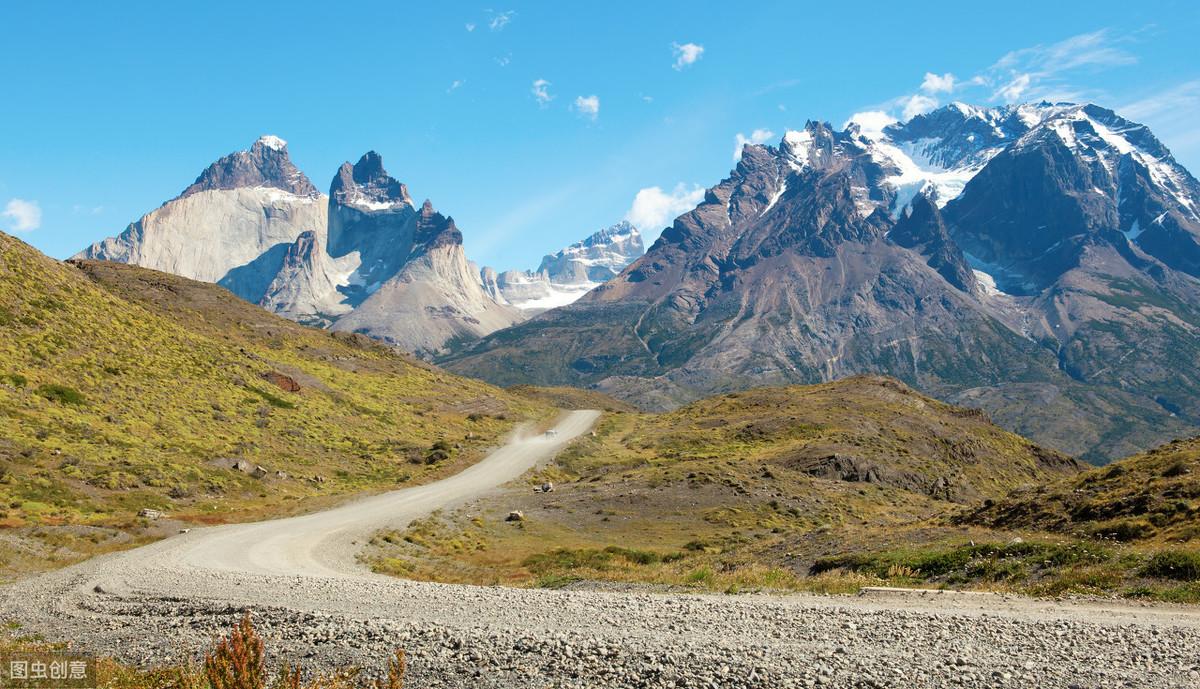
[4,373,26,388]
[205,614,265,689]
[1142,550,1200,582]
[202,614,405,689]
[36,383,85,405]
[1163,460,1190,478]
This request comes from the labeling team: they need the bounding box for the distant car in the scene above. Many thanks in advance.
[545,429,559,437]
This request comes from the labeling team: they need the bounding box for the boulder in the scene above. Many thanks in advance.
[262,371,301,393]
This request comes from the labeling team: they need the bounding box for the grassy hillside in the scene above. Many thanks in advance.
[963,435,1200,545]
[362,377,1089,591]
[0,232,548,579]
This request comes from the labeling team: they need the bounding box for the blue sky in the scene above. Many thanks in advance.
[2,1,1198,271]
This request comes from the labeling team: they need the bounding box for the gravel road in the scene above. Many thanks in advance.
[2,410,1199,689]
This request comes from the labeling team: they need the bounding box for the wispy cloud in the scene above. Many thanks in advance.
[1121,80,1200,153]
[494,53,511,67]
[1121,80,1200,121]
[983,29,1136,103]
[465,22,476,32]
[531,79,553,107]
[671,42,704,71]
[625,183,705,240]
[487,10,514,32]
[2,199,42,233]
[572,95,600,121]
[447,79,465,94]
[732,129,775,161]
[845,28,1139,128]
[751,79,803,97]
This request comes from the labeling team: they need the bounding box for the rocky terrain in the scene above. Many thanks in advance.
[7,574,1200,689]
[442,102,1200,463]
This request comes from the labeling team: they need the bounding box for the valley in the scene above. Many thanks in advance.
[4,18,1200,684]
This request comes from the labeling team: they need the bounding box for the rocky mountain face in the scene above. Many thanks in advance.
[77,139,520,356]
[485,222,644,312]
[442,102,1200,462]
[79,136,327,291]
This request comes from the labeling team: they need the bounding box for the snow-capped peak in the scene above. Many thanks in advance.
[256,135,288,152]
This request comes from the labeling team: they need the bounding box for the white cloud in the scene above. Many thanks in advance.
[465,22,476,32]
[572,95,600,121]
[487,10,514,31]
[920,72,956,94]
[993,73,1032,102]
[732,129,775,161]
[447,79,464,93]
[2,199,42,233]
[902,94,938,120]
[494,54,511,67]
[843,111,897,139]
[671,42,704,71]
[625,183,706,238]
[532,79,554,106]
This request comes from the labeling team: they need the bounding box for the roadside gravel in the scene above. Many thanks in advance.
[2,411,1199,688]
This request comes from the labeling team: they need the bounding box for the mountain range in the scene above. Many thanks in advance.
[441,102,1200,462]
[481,221,645,313]
[78,138,643,356]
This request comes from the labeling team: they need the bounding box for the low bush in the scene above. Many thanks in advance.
[36,383,85,405]
[1142,550,1200,581]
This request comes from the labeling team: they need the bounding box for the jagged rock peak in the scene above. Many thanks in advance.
[330,151,413,211]
[890,191,977,293]
[181,135,318,199]
[413,199,462,251]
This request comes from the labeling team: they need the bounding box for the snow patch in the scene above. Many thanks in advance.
[763,180,787,215]
[1124,219,1143,241]
[257,135,287,152]
[972,269,1005,296]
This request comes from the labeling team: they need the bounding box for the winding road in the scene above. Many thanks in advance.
[2,409,1199,689]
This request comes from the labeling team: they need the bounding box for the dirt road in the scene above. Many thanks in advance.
[2,409,1199,688]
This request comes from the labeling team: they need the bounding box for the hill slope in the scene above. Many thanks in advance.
[0,232,547,578]
[964,435,1200,544]
[363,377,1084,588]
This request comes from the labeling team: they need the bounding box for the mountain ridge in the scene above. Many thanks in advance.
[441,100,1200,463]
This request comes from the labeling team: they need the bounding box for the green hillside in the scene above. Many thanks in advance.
[0,232,548,578]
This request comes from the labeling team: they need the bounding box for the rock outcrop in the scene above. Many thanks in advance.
[77,141,520,355]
